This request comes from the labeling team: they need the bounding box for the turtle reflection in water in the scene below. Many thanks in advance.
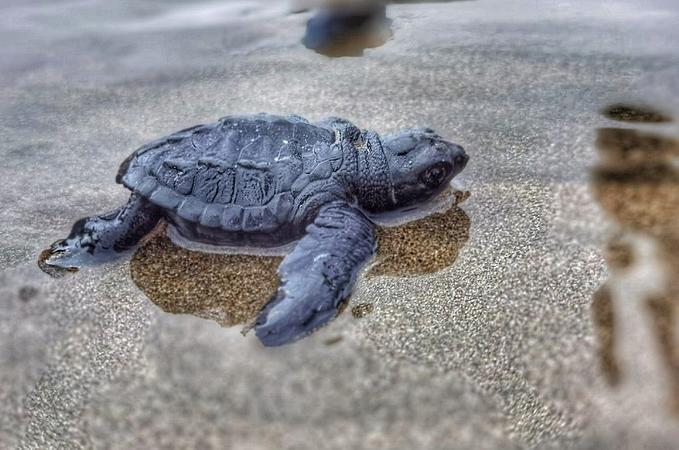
[130,194,470,330]
[39,113,468,346]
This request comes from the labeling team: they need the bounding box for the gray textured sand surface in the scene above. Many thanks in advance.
[2,0,679,448]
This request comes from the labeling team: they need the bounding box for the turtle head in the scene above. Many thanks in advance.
[382,128,468,209]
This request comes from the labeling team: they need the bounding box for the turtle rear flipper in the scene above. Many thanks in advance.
[255,202,376,346]
[39,193,162,276]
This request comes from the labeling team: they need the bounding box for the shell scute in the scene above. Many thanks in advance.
[176,197,204,222]
[235,169,275,207]
[310,160,333,181]
[193,165,224,203]
[149,187,183,210]
[274,192,294,224]
[137,177,159,198]
[291,174,311,197]
[242,208,264,232]
[221,205,244,231]
[200,204,224,228]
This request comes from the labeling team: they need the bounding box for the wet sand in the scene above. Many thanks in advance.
[2,0,679,448]
[129,200,469,329]
[591,110,679,414]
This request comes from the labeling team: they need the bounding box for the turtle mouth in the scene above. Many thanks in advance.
[393,178,448,207]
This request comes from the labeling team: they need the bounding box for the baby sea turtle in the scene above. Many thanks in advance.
[40,113,468,346]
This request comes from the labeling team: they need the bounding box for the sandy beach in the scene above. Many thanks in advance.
[1,0,679,448]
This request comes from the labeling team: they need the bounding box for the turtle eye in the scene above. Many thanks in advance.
[420,164,447,188]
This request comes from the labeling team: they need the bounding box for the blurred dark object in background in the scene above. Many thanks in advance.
[302,3,392,56]
[297,0,468,57]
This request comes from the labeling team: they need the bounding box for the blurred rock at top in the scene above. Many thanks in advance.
[295,0,467,56]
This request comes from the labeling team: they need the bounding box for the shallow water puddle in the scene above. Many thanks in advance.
[131,233,282,327]
[130,196,470,330]
[591,104,679,414]
[368,199,470,277]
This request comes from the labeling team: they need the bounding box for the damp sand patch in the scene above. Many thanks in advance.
[130,200,470,328]
[131,232,282,327]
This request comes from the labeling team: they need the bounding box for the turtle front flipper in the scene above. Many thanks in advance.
[255,202,376,346]
[39,193,162,276]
